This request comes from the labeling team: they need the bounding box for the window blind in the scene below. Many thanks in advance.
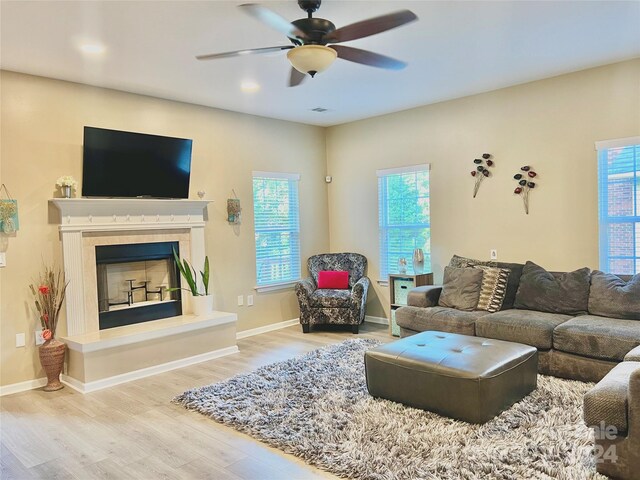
[597,141,640,275]
[252,172,301,286]
[377,164,431,280]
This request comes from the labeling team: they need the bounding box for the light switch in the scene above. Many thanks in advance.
[247,295,254,306]
[35,330,45,346]
[0,252,6,267]
[16,333,25,348]
[237,295,244,306]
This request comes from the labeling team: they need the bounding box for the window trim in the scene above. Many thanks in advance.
[377,163,431,282]
[252,171,301,288]
[596,138,640,274]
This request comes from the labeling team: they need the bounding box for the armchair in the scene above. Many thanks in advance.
[295,253,370,334]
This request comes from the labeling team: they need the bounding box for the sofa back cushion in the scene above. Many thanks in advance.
[449,254,523,310]
[514,261,591,315]
[438,266,483,311]
[588,271,640,320]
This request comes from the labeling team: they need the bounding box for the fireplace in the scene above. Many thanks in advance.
[96,241,182,329]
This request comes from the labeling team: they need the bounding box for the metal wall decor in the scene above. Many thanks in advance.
[0,184,19,234]
[513,166,538,214]
[470,153,494,198]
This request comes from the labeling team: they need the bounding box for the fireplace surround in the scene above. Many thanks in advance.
[50,198,238,392]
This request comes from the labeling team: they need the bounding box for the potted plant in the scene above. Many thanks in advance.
[169,248,213,315]
[29,264,69,391]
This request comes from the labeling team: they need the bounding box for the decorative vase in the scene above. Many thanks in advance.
[412,248,425,274]
[192,294,214,316]
[62,185,72,198]
[39,339,66,391]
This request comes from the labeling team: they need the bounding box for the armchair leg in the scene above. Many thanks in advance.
[302,324,310,333]
[352,325,359,334]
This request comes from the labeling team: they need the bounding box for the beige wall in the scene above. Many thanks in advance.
[0,71,329,387]
[326,59,640,318]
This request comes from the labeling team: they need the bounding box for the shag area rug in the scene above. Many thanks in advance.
[175,338,605,480]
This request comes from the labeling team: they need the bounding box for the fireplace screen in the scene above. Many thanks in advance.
[96,242,182,329]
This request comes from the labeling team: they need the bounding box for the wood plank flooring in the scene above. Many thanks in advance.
[1,323,391,480]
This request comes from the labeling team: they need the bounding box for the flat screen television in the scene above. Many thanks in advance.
[82,126,192,198]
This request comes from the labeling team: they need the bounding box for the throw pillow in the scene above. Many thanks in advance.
[449,254,524,310]
[317,270,349,289]
[514,261,591,315]
[588,271,640,320]
[438,266,484,311]
[473,265,511,313]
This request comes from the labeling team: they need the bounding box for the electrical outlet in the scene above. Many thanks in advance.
[35,330,45,346]
[490,249,498,260]
[16,333,25,348]
[0,252,6,267]
[237,295,244,306]
[247,295,254,306]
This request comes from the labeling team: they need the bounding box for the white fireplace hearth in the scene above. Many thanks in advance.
[50,198,238,393]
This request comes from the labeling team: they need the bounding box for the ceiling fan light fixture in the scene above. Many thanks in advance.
[287,45,336,77]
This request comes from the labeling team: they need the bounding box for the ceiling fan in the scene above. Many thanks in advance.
[196,0,418,87]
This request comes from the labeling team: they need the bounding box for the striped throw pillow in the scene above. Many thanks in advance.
[473,265,511,313]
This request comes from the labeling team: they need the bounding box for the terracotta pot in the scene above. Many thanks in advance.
[39,339,66,391]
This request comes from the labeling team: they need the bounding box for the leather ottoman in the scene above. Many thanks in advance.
[365,331,538,423]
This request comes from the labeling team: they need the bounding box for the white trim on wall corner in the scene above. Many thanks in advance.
[236,318,300,339]
[0,377,47,397]
[365,315,389,325]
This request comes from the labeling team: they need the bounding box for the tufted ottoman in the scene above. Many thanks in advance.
[365,331,538,423]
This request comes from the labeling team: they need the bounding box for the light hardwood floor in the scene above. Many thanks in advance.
[1,323,391,480]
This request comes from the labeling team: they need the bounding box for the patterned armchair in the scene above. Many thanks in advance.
[295,253,370,334]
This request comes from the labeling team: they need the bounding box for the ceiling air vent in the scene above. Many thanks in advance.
[311,107,329,113]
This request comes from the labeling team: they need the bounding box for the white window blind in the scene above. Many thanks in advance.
[597,139,640,274]
[377,164,431,280]
[252,171,301,286]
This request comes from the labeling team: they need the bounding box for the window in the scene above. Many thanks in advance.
[597,137,640,274]
[377,164,431,280]
[252,171,301,288]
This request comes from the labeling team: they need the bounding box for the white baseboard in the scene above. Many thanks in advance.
[0,377,47,397]
[61,345,239,394]
[236,318,299,339]
[365,315,389,325]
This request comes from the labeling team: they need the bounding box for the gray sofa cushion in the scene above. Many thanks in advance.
[553,315,640,361]
[449,254,524,310]
[584,361,640,433]
[438,266,483,311]
[514,261,591,315]
[589,271,640,320]
[475,309,572,349]
[395,306,489,336]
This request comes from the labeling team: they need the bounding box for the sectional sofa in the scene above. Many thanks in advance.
[395,256,640,383]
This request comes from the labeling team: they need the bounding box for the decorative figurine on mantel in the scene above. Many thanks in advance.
[470,153,494,198]
[56,176,78,199]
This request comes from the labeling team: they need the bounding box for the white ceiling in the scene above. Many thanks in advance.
[1,1,639,127]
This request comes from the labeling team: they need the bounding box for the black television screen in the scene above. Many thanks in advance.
[82,127,192,198]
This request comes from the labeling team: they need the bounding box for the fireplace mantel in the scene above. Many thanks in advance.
[50,198,210,232]
[50,198,211,336]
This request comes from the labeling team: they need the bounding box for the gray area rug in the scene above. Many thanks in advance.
[175,338,605,480]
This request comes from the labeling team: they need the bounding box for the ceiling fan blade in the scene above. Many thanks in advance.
[289,67,306,87]
[325,10,417,44]
[196,45,293,60]
[330,45,407,70]
[239,3,308,41]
